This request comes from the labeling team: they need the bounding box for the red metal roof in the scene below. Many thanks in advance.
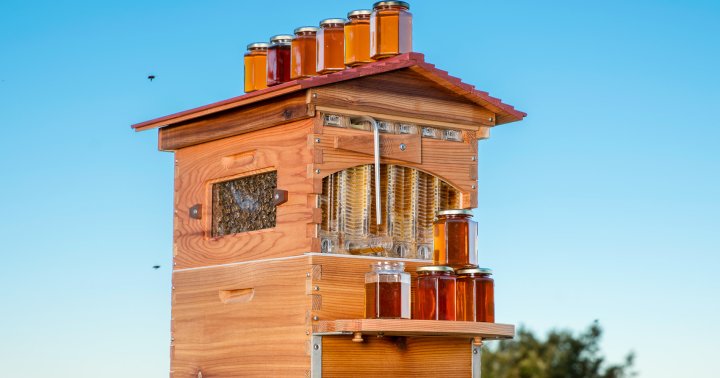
[132,52,526,131]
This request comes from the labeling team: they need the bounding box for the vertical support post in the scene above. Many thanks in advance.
[472,338,483,378]
[311,335,323,378]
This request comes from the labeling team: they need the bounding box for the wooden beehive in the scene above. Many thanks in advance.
[134,52,525,377]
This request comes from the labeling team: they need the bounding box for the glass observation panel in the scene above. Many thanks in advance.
[211,171,277,237]
[319,164,462,259]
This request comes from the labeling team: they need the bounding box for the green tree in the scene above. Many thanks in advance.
[482,322,636,378]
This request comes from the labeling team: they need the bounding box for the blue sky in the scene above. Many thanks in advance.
[0,0,718,377]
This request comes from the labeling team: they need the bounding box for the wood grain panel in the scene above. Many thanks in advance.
[321,336,471,378]
[171,256,312,377]
[311,69,495,129]
[173,119,318,269]
[160,93,311,151]
[334,133,421,163]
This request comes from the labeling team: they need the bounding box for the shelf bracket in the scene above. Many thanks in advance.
[472,338,483,378]
[311,335,323,378]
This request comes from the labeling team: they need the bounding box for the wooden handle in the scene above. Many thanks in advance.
[218,288,255,304]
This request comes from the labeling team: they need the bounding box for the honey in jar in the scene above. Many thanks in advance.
[344,10,374,67]
[267,34,292,86]
[433,209,478,269]
[370,1,412,59]
[456,267,495,323]
[414,266,456,320]
[317,18,346,74]
[365,261,411,319]
[243,42,269,93]
[291,26,318,79]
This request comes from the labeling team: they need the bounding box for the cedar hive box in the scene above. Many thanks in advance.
[134,52,525,377]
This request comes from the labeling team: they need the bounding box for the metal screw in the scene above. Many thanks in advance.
[471,185,476,189]
[315,169,321,174]
[473,348,478,355]
[313,344,319,350]
[314,138,321,143]
[173,262,177,266]
[312,93,318,99]
[488,117,493,122]
[399,143,407,151]
[312,315,319,321]
[171,286,175,290]
[306,272,311,277]
[306,330,310,335]
[314,286,320,291]
[471,156,476,161]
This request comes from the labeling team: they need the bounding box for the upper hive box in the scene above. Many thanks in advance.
[133,52,525,270]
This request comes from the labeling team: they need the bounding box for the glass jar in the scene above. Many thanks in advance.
[433,209,478,269]
[456,267,495,323]
[365,261,411,319]
[244,42,269,93]
[291,26,318,79]
[317,18,346,74]
[344,10,374,67]
[370,1,412,59]
[414,266,456,320]
[267,34,293,86]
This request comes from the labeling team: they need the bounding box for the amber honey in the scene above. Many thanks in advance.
[433,209,478,269]
[370,1,412,59]
[364,261,411,319]
[415,266,456,320]
[317,18,346,74]
[244,43,269,93]
[291,27,318,79]
[267,34,292,86]
[456,268,495,323]
[345,10,374,67]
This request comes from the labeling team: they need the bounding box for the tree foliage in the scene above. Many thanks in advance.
[482,322,636,378]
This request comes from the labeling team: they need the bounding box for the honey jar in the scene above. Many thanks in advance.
[370,1,412,59]
[414,266,456,321]
[243,42,269,93]
[344,10,374,67]
[456,267,495,323]
[317,18,346,74]
[365,261,411,319]
[267,34,292,86]
[433,209,478,269]
[291,26,318,79]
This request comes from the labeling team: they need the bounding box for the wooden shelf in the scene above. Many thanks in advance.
[314,319,515,340]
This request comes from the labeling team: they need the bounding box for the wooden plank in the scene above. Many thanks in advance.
[316,106,491,137]
[316,319,514,340]
[171,256,312,377]
[321,336,471,377]
[173,119,318,269]
[311,69,496,129]
[334,133,422,164]
[159,92,311,151]
[134,83,303,131]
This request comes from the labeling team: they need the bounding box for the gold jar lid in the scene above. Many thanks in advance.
[347,9,372,18]
[416,266,454,273]
[246,42,270,50]
[294,26,319,34]
[269,34,293,44]
[456,267,492,275]
[320,18,347,27]
[373,1,410,9]
[437,209,473,217]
